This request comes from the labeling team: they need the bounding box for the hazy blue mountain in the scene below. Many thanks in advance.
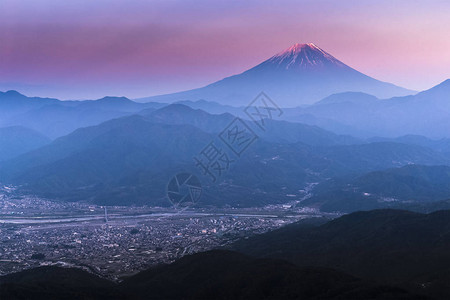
[315,91,379,106]
[284,92,379,131]
[0,126,51,161]
[283,92,386,137]
[15,104,135,139]
[368,135,450,154]
[75,96,166,112]
[142,104,361,145]
[0,90,166,138]
[136,43,413,107]
[286,79,450,138]
[141,103,236,133]
[0,90,60,118]
[0,106,448,206]
[0,115,216,204]
[174,99,244,115]
[304,165,450,212]
[0,113,323,205]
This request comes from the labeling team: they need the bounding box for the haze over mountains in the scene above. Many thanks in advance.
[285,79,450,138]
[1,102,450,211]
[0,90,164,138]
[0,42,449,212]
[0,126,50,161]
[137,43,414,106]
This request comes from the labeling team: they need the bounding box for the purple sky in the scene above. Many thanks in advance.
[1,0,449,99]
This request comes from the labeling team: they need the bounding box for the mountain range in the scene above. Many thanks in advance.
[1,104,450,208]
[0,126,50,161]
[283,79,450,138]
[0,90,165,138]
[136,43,414,106]
[136,78,450,139]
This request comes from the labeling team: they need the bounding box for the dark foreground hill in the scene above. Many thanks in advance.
[121,250,422,300]
[0,266,120,300]
[3,210,450,299]
[232,209,450,299]
[0,251,424,300]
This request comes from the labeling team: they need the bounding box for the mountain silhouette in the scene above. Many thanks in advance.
[285,79,450,138]
[137,43,414,106]
[0,106,448,207]
[0,250,424,300]
[0,91,165,138]
[232,209,450,298]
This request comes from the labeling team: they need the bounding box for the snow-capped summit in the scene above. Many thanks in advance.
[138,42,414,106]
[265,43,347,70]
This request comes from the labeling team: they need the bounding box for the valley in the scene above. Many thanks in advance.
[0,192,330,281]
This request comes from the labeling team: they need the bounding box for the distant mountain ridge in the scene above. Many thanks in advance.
[285,79,450,138]
[142,104,360,145]
[137,43,414,106]
[1,105,448,207]
[0,90,165,138]
[0,126,50,161]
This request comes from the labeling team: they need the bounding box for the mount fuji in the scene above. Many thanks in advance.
[138,43,414,106]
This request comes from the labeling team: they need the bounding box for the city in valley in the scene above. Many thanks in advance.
[0,187,332,281]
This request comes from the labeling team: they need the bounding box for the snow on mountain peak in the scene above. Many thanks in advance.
[284,43,317,53]
[267,43,347,70]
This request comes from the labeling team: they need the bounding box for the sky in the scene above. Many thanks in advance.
[1,0,449,100]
